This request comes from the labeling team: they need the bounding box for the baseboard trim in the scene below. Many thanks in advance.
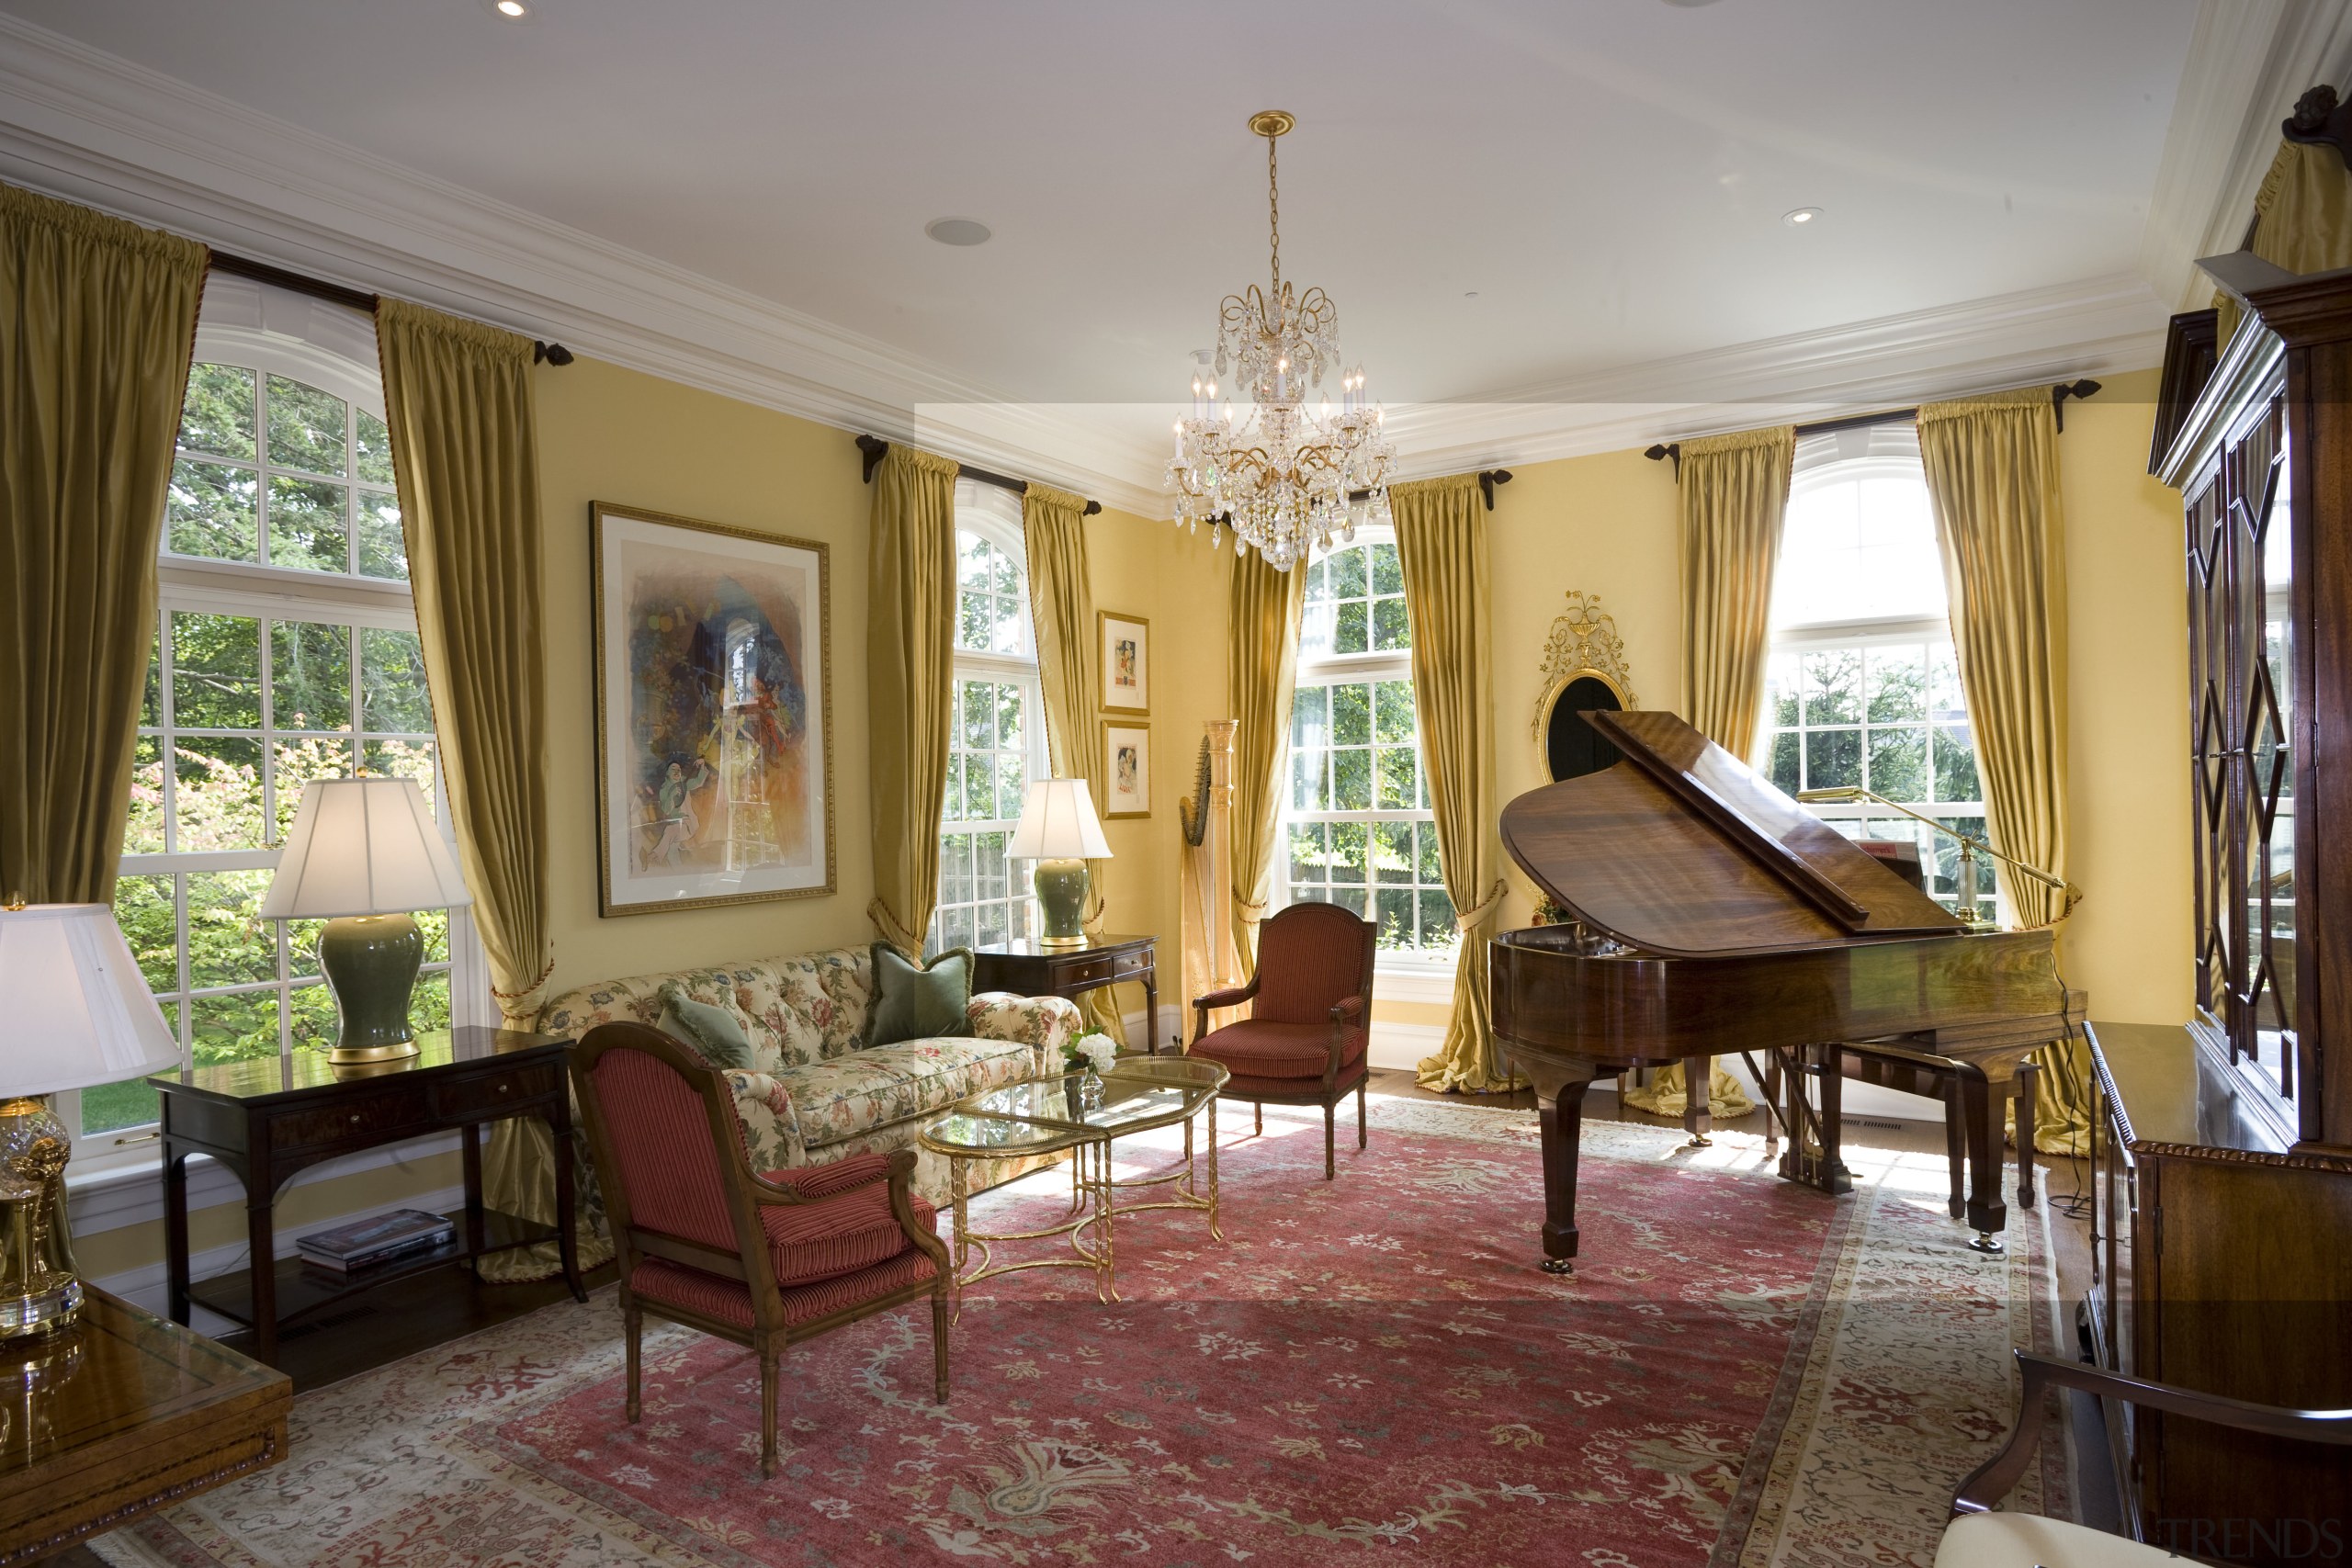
[1368,1021,1446,1073]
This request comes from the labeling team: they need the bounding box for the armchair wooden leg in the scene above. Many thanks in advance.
[625,1301,642,1422]
[1254,1102,1262,1136]
[759,1343,781,1479]
[1324,1100,1336,1179]
[1357,1078,1367,1149]
[932,1288,951,1404]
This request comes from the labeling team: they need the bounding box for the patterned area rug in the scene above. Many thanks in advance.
[95,1097,2069,1568]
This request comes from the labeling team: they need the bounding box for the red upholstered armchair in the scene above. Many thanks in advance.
[1187,899,1377,1179]
[571,1021,952,1477]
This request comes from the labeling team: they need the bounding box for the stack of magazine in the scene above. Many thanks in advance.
[297,1209,456,1273]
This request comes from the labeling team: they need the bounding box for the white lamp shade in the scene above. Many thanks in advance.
[0,904,181,1097]
[1006,778,1114,861]
[260,777,474,919]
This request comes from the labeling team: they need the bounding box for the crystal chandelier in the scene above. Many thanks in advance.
[1167,110,1395,571]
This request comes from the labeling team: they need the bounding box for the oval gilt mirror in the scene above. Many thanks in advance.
[1543,675,1626,782]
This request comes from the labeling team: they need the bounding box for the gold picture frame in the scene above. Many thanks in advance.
[1102,720,1151,818]
[1099,610,1149,715]
[592,502,836,917]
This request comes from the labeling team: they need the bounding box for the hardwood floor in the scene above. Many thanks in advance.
[57,1080,2110,1564]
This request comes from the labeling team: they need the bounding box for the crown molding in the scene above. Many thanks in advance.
[1371,271,2171,479]
[2141,0,2352,313]
[0,10,2206,518]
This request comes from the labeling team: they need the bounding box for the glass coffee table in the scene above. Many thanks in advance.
[918,1055,1229,1304]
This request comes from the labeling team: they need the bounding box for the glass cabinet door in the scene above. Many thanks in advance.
[2185,471,2232,1030]
[2233,398,2297,1105]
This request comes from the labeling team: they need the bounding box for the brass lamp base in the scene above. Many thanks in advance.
[0,1095,82,1341]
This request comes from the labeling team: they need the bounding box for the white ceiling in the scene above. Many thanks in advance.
[0,0,2313,506]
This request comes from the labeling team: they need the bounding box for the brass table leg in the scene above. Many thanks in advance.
[1094,1139,1118,1303]
[1207,1095,1222,1242]
[951,1156,969,1272]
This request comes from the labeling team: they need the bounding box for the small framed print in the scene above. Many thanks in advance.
[1102,721,1150,818]
[1099,610,1149,715]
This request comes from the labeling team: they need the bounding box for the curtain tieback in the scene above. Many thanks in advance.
[1235,897,1269,923]
[867,897,924,956]
[1454,879,1509,933]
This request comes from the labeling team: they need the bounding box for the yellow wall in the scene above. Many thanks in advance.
[2053,369,2194,1024]
[1085,509,1230,1048]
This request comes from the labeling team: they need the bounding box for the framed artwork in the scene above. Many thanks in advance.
[1099,610,1149,715]
[1102,721,1150,818]
[592,502,834,917]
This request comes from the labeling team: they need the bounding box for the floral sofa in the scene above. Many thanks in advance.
[537,946,1083,1206]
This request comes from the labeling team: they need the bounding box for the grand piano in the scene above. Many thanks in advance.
[1488,708,2084,1272]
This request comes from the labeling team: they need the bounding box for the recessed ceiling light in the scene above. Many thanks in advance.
[484,0,533,17]
[1464,290,1480,299]
[925,217,992,247]
[1782,207,1823,227]
[1660,0,1726,7]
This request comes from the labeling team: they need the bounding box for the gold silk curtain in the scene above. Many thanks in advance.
[1917,388,2089,1156]
[1227,546,1306,972]
[1023,482,1125,1045]
[1677,426,1794,761]
[866,444,960,955]
[0,184,206,905]
[2214,137,2352,346]
[1627,425,1793,1121]
[375,298,574,1281]
[1392,476,1520,1094]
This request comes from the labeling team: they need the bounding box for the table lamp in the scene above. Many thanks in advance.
[0,902,182,1339]
[261,777,472,1065]
[1007,778,1113,949]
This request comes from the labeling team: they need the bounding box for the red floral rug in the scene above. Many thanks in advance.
[96,1100,2069,1568]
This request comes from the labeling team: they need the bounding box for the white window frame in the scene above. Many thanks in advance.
[63,314,491,1172]
[1763,431,1992,918]
[1279,525,1457,974]
[929,483,1048,954]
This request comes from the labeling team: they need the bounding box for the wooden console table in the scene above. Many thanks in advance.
[0,1286,289,1564]
[972,935,1159,1053]
[153,1026,584,1365]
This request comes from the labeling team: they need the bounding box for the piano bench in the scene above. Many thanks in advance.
[1815,1045,2041,1243]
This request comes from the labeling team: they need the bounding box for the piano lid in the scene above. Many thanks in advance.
[1499,708,1965,957]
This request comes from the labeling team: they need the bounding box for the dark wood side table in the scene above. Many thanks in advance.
[971,935,1161,1053]
[153,1026,584,1366]
[0,1285,289,1565]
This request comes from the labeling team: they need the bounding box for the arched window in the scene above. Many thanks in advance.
[1279,529,1456,961]
[79,275,485,1164]
[929,482,1047,953]
[1762,425,1988,909]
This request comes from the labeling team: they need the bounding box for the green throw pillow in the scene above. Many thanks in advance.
[654,981,755,1069]
[865,943,975,1047]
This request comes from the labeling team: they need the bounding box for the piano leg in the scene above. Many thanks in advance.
[1522,1059,1598,1274]
[1776,1043,1854,1195]
[1684,1055,1713,1148]
[1944,1077,1968,1219]
[1958,1064,2008,1252]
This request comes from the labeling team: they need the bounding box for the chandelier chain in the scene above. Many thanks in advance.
[1266,131,1280,298]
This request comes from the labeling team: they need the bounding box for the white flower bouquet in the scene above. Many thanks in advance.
[1067,1031,1120,1075]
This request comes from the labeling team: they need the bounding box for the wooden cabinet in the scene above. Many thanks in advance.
[2085,1023,2352,1561]
[2104,262,2352,1563]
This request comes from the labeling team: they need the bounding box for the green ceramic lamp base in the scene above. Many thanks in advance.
[1033,858,1091,949]
[321,913,424,1064]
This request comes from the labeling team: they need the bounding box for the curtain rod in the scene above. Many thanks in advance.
[1352,470,1514,511]
[1641,379,2103,474]
[207,250,575,367]
[855,434,1102,515]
